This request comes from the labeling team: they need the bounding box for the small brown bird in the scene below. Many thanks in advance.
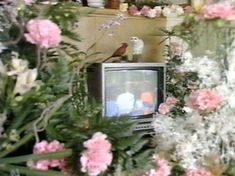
[103,43,128,62]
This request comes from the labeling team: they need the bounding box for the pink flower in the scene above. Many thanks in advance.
[81,132,113,176]
[83,132,111,152]
[202,3,235,21]
[165,96,178,106]
[140,6,151,16]
[190,88,224,111]
[33,140,48,154]
[158,96,178,115]
[47,140,65,152]
[186,167,213,176]
[147,9,157,18]
[24,0,35,5]
[155,159,171,176]
[30,140,66,171]
[128,5,141,16]
[158,103,171,115]
[24,19,62,48]
[143,158,171,176]
[33,160,50,170]
[81,151,113,176]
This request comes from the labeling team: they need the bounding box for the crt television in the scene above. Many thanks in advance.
[87,63,166,134]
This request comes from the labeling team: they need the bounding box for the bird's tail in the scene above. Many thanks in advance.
[103,56,112,63]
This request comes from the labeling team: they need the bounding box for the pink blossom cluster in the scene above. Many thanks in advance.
[186,167,213,176]
[158,96,179,115]
[30,140,66,170]
[129,4,184,18]
[24,0,36,5]
[24,19,62,49]
[190,88,224,111]
[80,132,113,176]
[128,5,162,18]
[202,3,235,21]
[143,158,171,176]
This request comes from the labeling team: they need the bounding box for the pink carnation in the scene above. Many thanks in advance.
[128,5,141,16]
[83,132,111,152]
[158,103,171,115]
[165,96,178,106]
[140,6,151,16]
[81,132,113,176]
[186,167,213,176]
[158,96,178,115]
[33,160,50,170]
[47,140,65,152]
[143,159,171,176]
[24,19,62,48]
[190,88,224,111]
[24,0,35,5]
[81,151,113,176]
[33,140,48,154]
[202,3,235,21]
[31,140,66,171]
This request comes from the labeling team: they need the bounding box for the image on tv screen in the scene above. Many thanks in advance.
[105,70,158,117]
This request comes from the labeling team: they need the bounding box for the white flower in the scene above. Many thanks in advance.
[162,5,184,17]
[0,43,6,54]
[14,68,40,95]
[162,6,172,17]
[154,6,162,17]
[170,36,189,56]
[7,58,28,76]
[0,59,6,74]
[183,106,193,113]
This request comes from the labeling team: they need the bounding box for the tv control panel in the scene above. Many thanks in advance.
[132,116,156,135]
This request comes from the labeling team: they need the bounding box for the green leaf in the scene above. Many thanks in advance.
[0,164,65,176]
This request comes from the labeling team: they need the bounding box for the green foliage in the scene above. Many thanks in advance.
[224,161,235,176]
[46,2,82,32]
[170,163,186,176]
[164,44,199,117]
[110,133,153,175]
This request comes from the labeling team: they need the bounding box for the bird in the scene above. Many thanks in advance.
[130,36,144,55]
[103,43,128,62]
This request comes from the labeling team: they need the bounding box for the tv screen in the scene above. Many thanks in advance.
[87,63,165,120]
[105,69,159,117]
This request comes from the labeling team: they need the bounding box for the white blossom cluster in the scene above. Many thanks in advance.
[0,53,41,95]
[178,52,222,88]
[153,38,235,168]
[98,13,127,31]
[153,110,235,168]
[162,4,184,18]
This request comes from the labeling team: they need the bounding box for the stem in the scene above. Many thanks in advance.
[37,47,41,70]
[0,164,65,176]
[0,133,34,158]
[1,21,24,46]
[0,149,72,164]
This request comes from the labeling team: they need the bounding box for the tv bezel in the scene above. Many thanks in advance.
[101,63,166,118]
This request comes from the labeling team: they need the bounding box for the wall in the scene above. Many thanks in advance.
[76,8,183,62]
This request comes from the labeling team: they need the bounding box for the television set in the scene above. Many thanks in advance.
[87,63,166,134]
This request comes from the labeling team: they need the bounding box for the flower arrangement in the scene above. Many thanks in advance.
[0,0,154,176]
[152,1,235,175]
